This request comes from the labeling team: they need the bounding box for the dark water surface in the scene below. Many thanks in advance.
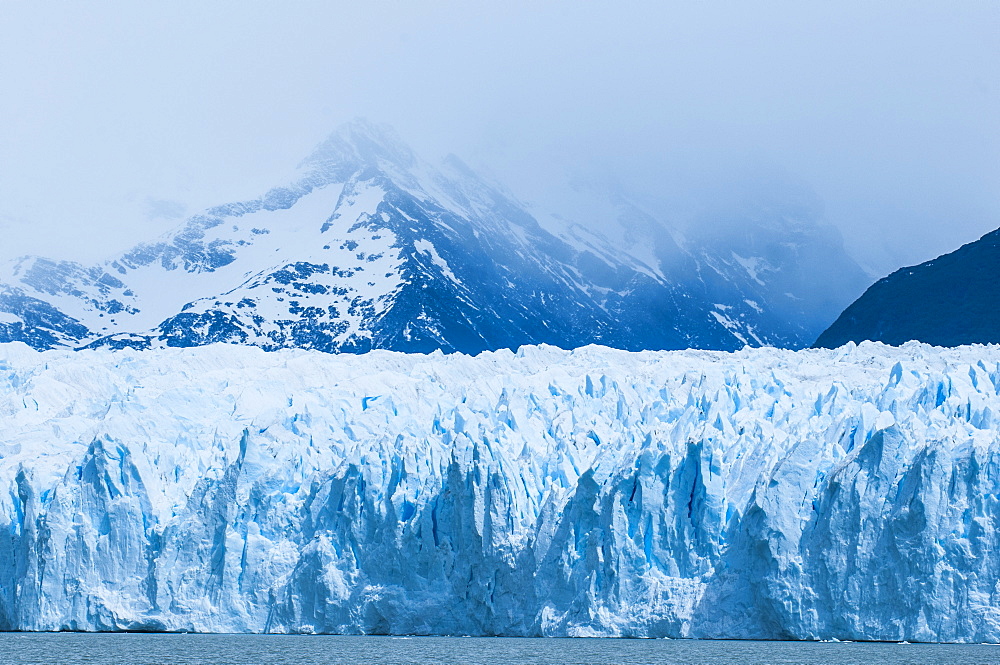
[0,633,998,665]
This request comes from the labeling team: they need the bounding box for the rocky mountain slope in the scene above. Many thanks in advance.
[0,120,867,354]
[817,228,1000,348]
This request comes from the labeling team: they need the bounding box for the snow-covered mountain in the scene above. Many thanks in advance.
[0,120,867,354]
[1,341,998,640]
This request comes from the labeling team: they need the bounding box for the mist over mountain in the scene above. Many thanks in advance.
[2,4,996,279]
[0,120,867,355]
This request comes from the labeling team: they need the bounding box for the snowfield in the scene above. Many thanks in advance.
[1,341,999,641]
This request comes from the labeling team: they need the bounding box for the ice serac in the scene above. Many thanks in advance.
[2,341,999,641]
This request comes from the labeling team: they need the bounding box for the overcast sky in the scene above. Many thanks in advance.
[1,2,997,274]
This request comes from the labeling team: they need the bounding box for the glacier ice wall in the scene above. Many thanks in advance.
[1,341,999,641]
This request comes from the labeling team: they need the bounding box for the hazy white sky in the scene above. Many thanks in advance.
[1,2,997,274]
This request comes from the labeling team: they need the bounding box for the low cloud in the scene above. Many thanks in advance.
[0,2,996,273]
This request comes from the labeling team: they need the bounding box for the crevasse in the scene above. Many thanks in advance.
[0,341,998,641]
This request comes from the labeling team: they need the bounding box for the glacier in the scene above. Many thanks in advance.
[1,340,999,641]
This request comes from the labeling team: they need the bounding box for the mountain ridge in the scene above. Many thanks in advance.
[1,119,868,354]
[815,227,1000,348]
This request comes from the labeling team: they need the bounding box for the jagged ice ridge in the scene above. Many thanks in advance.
[1,341,999,641]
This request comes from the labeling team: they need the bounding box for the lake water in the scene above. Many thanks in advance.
[0,634,998,665]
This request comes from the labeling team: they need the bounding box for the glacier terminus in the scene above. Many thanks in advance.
[1,340,999,642]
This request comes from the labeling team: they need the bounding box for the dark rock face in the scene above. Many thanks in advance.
[816,229,1000,348]
[0,286,90,349]
[1,120,867,354]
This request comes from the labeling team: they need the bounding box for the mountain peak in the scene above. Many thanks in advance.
[299,118,416,179]
[0,120,868,355]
